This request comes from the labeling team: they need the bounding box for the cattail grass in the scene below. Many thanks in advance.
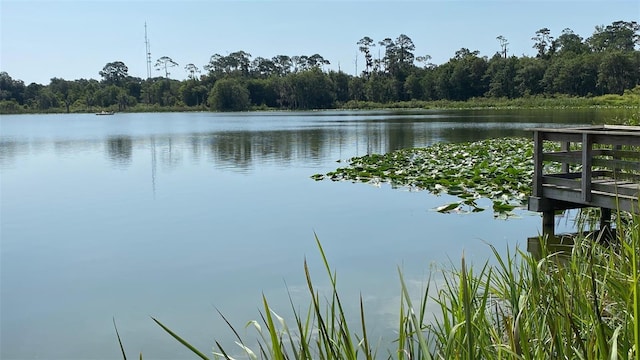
[140,212,639,360]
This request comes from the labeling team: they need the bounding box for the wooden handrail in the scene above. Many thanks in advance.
[529,125,640,213]
[581,133,592,202]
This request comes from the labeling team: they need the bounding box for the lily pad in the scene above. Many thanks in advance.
[312,137,555,217]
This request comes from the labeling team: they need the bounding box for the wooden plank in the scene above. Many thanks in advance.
[544,176,640,195]
[541,155,640,172]
[592,158,640,171]
[528,125,640,136]
[590,170,640,182]
[528,196,588,212]
[592,134,640,147]
[541,186,592,204]
[596,149,640,159]
[591,182,640,197]
[540,133,583,142]
[543,151,581,164]
[542,176,581,189]
[542,151,640,167]
[541,186,638,213]
[545,173,582,179]
[582,133,592,202]
[561,141,570,173]
[602,125,640,131]
[533,130,543,197]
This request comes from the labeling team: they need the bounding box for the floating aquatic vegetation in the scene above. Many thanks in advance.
[312,137,540,217]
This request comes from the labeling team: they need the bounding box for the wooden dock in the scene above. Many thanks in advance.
[527,125,640,237]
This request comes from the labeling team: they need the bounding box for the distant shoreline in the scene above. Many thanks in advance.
[2,93,639,115]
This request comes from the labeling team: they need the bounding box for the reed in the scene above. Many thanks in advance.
[138,213,638,360]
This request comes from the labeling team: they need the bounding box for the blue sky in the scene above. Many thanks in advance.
[2,0,639,85]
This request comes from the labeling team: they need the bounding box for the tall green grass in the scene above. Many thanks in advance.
[141,214,639,360]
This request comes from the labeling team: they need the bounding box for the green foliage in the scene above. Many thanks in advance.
[208,78,251,111]
[313,138,539,217]
[99,61,129,85]
[0,99,21,113]
[179,80,208,107]
[587,20,640,52]
[0,71,26,104]
[597,51,640,94]
[430,219,640,359]
[288,68,335,109]
[246,78,278,108]
[485,55,519,98]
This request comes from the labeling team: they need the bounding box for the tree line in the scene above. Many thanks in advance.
[1,20,638,113]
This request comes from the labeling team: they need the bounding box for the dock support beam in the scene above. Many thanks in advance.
[600,207,611,230]
[599,207,612,243]
[542,210,555,239]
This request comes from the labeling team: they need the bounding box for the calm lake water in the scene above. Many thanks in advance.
[0,109,625,359]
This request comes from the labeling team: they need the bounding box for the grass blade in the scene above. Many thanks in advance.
[113,317,127,360]
[151,317,210,360]
[398,267,433,360]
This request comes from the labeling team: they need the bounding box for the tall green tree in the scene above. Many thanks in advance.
[542,54,597,95]
[329,70,350,104]
[184,63,200,80]
[75,78,100,110]
[357,36,375,77]
[444,48,489,100]
[35,88,60,110]
[306,54,330,69]
[155,56,179,79]
[553,28,588,55]
[597,51,640,94]
[204,51,252,77]
[0,72,25,104]
[587,20,640,52]
[24,82,43,108]
[246,78,278,107]
[484,54,518,98]
[514,56,546,96]
[208,78,250,111]
[251,57,276,78]
[146,78,181,106]
[49,78,79,113]
[99,61,128,85]
[532,28,554,58]
[179,80,208,107]
[393,34,416,80]
[496,35,509,58]
[272,55,293,76]
[289,68,335,109]
[348,77,365,101]
[228,51,252,76]
[364,73,399,102]
[403,73,424,100]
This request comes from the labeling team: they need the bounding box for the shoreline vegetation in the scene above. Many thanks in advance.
[2,90,640,115]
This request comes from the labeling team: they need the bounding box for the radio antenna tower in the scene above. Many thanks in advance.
[144,22,152,79]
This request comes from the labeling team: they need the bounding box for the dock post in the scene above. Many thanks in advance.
[600,208,611,230]
[599,207,612,243]
[542,210,555,239]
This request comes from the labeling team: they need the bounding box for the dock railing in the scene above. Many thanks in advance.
[528,125,640,215]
